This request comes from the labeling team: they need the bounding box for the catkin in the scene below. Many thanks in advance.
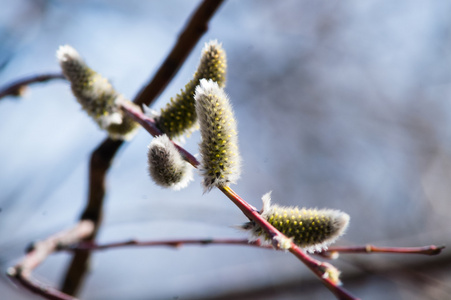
[154,40,227,138]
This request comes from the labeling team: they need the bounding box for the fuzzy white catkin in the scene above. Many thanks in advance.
[195,79,241,192]
[57,45,138,140]
[153,40,227,139]
[245,192,350,253]
[147,135,193,190]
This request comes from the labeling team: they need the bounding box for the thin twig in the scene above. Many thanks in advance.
[325,244,445,256]
[132,0,224,107]
[7,221,94,278]
[0,73,65,99]
[66,238,262,251]
[61,236,444,259]
[60,0,225,296]
[7,273,77,300]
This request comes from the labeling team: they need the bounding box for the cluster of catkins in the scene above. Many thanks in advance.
[57,41,349,253]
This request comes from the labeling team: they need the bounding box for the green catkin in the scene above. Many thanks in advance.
[147,135,193,190]
[245,192,350,253]
[154,40,227,138]
[57,45,138,140]
[195,79,241,192]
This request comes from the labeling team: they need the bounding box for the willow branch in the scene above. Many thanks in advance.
[60,139,123,295]
[6,221,94,300]
[121,103,358,300]
[60,0,225,295]
[66,238,261,251]
[133,0,224,107]
[324,244,445,256]
[63,237,444,258]
[121,97,443,298]
[7,274,77,300]
[0,73,65,100]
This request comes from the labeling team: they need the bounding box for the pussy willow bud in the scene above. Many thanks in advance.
[154,40,227,138]
[57,45,138,140]
[244,192,350,253]
[195,79,240,192]
[147,135,193,190]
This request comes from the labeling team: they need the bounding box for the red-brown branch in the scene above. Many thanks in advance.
[7,273,77,300]
[68,238,262,251]
[120,102,359,300]
[0,73,65,99]
[325,244,444,256]
[63,237,444,258]
[6,221,94,300]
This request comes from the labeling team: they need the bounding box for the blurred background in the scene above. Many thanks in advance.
[1,0,450,299]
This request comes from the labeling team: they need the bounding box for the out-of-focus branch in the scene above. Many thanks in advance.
[67,238,261,251]
[132,0,224,106]
[7,274,77,300]
[60,138,123,295]
[7,221,94,278]
[60,0,225,296]
[0,73,65,99]
[324,244,444,257]
[6,220,94,300]
[63,236,444,258]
